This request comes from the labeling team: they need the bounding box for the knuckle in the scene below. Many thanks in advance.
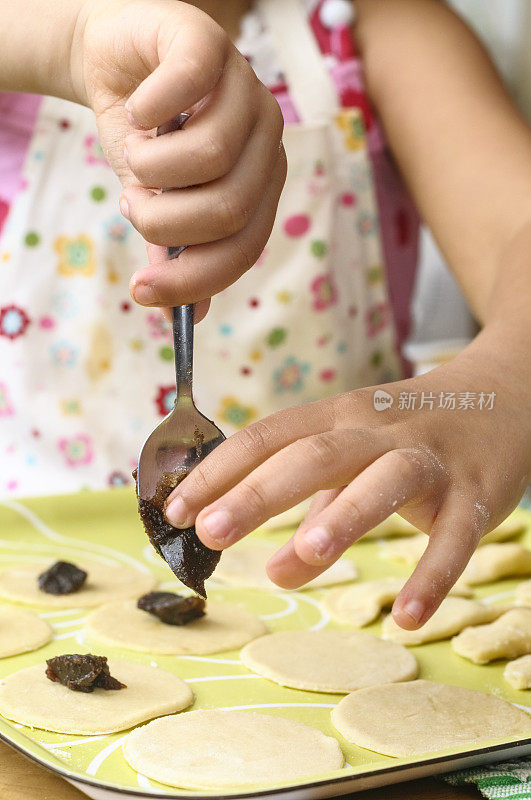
[303,433,343,471]
[228,237,259,277]
[390,449,425,479]
[215,189,249,238]
[264,90,284,139]
[238,478,267,516]
[134,205,165,246]
[186,462,212,497]
[202,132,234,179]
[237,421,273,456]
[125,142,154,185]
[339,495,364,526]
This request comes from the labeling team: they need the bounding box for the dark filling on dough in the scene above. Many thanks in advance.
[38,561,87,595]
[135,469,220,599]
[137,591,206,625]
[45,654,126,693]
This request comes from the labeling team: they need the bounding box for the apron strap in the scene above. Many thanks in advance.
[257,0,340,123]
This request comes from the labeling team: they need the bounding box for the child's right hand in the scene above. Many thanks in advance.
[71,0,286,312]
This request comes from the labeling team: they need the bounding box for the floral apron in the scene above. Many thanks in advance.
[0,0,401,500]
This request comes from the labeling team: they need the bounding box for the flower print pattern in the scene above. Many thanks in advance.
[217,396,257,429]
[52,291,78,319]
[155,385,176,416]
[336,110,365,152]
[0,305,30,339]
[0,383,14,416]
[108,470,130,487]
[104,215,130,242]
[273,356,310,393]
[366,265,384,285]
[357,211,378,237]
[147,312,172,339]
[311,273,338,311]
[50,340,78,368]
[84,135,109,167]
[366,303,390,338]
[349,163,370,192]
[55,235,95,277]
[266,327,287,348]
[58,434,94,467]
[60,398,81,415]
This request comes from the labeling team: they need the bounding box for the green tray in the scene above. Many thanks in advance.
[0,489,529,800]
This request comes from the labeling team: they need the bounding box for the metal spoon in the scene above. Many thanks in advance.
[135,115,226,596]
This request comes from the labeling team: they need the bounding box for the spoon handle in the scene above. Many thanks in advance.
[167,247,193,401]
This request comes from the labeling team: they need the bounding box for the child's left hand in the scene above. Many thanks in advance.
[164,337,530,630]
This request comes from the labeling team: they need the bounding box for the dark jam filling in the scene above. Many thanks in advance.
[45,654,126,693]
[137,591,205,625]
[136,470,220,599]
[38,561,87,595]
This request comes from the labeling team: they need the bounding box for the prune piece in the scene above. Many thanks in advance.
[136,470,220,598]
[137,591,205,625]
[45,654,126,693]
[38,561,87,595]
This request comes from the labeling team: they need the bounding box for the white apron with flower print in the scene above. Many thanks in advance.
[0,0,401,500]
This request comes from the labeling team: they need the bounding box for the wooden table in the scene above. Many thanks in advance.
[0,740,482,800]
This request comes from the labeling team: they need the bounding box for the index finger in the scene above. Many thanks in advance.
[164,403,336,528]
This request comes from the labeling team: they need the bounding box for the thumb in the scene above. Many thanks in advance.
[125,8,229,130]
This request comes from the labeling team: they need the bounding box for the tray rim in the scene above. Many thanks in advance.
[2,728,531,800]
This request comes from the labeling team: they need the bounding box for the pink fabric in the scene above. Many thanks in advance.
[266,3,419,371]
[0,93,41,231]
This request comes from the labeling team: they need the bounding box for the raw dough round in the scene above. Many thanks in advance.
[0,605,52,657]
[0,659,193,734]
[85,599,267,654]
[325,580,471,628]
[214,541,357,590]
[451,608,531,664]
[331,680,531,757]
[123,710,344,789]
[0,560,156,608]
[381,597,505,646]
[240,629,418,693]
[323,578,405,627]
[461,543,531,586]
[504,655,531,690]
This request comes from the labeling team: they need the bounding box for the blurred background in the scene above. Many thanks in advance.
[408,0,531,375]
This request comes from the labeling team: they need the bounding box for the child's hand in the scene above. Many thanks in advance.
[164,338,530,630]
[72,0,285,310]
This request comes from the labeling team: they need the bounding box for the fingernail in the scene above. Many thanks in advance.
[165,497,189,529]
[303,525,333,559]
[119,195,130,220]
[201,509,232,543]
[131,279,156,305]
[403,598,424,624]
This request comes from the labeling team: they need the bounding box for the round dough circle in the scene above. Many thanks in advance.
[85,599,267,654]
[0,560,156,608]
[123,710,344,789]
[214,541,357,590]
[0,659,193,734]
[323,578,405,627]
[240,630,418,693]
[332,680,531,757]
[0,605,52,657]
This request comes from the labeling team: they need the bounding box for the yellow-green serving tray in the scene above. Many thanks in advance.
[0,489,530,800]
